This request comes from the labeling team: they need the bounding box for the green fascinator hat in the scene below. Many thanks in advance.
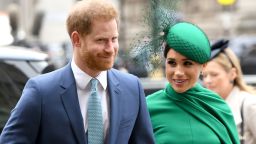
[165,22,211,64]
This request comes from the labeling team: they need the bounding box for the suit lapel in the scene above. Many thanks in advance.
[59,64,87,144]
[107,69,121,144]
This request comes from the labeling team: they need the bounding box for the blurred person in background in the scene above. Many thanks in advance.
[202,39,256,144]
[0,0,155,143]
[7,3,19,41]
[146,22,239,143]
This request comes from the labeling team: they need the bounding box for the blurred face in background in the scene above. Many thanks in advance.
[202,60,235,99]
[165,49,204,93]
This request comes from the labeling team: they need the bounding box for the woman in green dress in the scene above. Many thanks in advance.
[146,22,240,144]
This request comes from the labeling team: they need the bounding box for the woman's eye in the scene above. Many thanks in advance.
[205,73,218,78]
[211,73,218,77]
[167,60,176,66]
[184,61,193,66]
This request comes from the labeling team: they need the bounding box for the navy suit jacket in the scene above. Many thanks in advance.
[0,64,155,144]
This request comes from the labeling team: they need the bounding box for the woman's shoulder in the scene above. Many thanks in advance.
[147,90,165,100]
[241,91,256,134]
[240,90,256,98]
[241,91,256,108]
[239,90,256,105]
[146,89,167,106]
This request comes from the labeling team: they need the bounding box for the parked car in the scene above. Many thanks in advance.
[0,45,55,133]
[229,36,256,74]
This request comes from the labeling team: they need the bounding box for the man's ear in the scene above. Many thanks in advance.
[71,31,81,48]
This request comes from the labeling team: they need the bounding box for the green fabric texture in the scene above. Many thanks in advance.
[166,22,210,64]
[146,83,240,144]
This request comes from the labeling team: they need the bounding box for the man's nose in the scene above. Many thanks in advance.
[105,41,116,52]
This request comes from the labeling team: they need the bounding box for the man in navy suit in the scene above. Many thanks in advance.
[0,0,155,143]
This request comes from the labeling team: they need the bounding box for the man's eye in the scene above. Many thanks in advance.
[97,39,104,42]
[112,37,118,42]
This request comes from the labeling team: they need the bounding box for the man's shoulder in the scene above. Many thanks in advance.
[109,68,138,79]
[108,68,141,87]
[29,64,71,84]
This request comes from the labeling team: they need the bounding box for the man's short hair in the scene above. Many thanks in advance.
[66,0,119,37]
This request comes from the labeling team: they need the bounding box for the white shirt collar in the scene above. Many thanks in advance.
[71,59,107,90]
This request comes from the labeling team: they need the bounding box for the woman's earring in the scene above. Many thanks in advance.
[199,71,203,80]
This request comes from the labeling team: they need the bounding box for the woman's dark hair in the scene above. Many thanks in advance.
[164,44,171,58]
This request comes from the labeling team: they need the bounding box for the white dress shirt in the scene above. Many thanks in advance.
[71,60,109,140]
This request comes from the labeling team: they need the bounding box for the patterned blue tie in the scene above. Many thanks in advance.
[88,78,104,144]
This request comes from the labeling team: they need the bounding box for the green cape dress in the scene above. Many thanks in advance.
[147,83,240,144]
